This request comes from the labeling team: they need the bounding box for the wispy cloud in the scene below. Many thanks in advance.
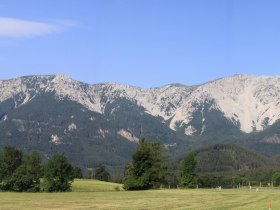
[0,17,75,37]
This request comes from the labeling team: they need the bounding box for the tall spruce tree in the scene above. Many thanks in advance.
[179,153,197,188]
[123,138,168,190]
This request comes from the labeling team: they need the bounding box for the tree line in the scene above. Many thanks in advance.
[0,146,82,192]
[2,140,280,192]
[122,138,280,190]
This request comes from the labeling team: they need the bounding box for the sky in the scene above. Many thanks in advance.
[1,0,280,87]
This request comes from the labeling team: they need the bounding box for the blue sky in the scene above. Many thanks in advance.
[1,0,280,87]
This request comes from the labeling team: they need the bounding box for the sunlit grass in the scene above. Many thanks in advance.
[0,179,279,209]
[72,179,123,192]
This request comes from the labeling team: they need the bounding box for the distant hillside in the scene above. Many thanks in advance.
[174,144,277,173]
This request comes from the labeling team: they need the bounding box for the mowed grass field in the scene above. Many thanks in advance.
[0,179,280,210]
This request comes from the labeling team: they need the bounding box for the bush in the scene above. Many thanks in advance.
[114,186,121,191]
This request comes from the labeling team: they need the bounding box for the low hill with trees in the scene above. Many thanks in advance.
[193,144,277,173]
[173,144,278,173]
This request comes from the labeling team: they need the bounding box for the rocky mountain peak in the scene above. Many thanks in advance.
[1,74,280,134]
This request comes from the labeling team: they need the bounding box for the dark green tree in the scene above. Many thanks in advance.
[72,166,83,179]
[0,146,23,179]
[11,152,42,192]
[166,162,179,188]
[179,153,197,188]
[43,154,74,192]
[272,172,280,186]
[123,138,168,190]
[95,165,110,181]
[0,146,23,190]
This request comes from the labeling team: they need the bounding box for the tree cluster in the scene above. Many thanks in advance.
[0,146,81,192]
[122,139,280,190]
[87,164,111,181]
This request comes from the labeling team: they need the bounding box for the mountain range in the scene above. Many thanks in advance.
[1,74,280,171]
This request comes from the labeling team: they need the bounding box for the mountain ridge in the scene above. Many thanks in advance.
[1,74,280,134]
[1,74,280,170]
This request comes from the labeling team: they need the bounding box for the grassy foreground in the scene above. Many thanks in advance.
[0,179,280,210]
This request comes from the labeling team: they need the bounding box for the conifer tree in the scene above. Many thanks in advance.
[179,153,196,188]
[123,138,168,190]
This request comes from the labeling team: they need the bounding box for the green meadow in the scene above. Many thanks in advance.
[0,179,279,210]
